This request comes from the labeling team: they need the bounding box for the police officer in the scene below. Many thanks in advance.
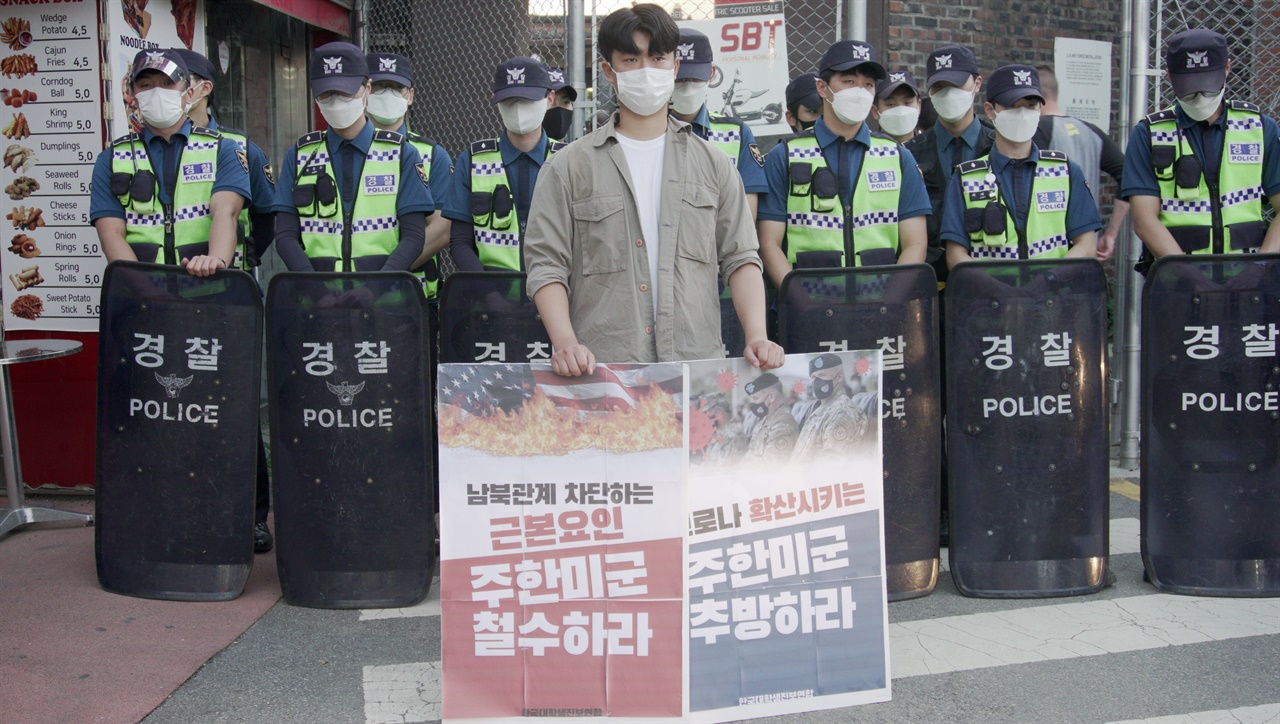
[272,43,434,273]
[543,68,577,142]
[669,28,768,218]
[940,65,1101,265]
[173,47,278,553]
[905,46,996,284]
[742,373,798,463]
[792,353,869,461]
[872,69,923,144]
[91,50,250,277]
[758,40,930,289]
[365,52,453,296]
[1122,28,1280,260]
[446,58,562,272]
[172,49,276,274]
[784,72,823,133]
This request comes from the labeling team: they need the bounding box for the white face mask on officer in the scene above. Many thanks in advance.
[930,86,975,123]
[828,87,875,125]
[993,106,1040,143]
[610,65,676,117]
[877,105,920,137]
[1178,87,1225,122]
[498,97,548,135]
[135,86,188,128]
[671,80,708,115]
[366,88,409,125]
[316,90,367,130]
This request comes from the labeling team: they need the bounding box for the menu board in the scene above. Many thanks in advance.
[0,1,103,331]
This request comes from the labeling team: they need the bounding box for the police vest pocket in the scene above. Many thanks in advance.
[293,184,316,213]
[1169,225,1211,253]
[1228,220,1266,250]
[811,167,838,199]
[794,250,843,269]
[470,191,492,223]
[857,247,897,267]
[963,206,985,235]
[572,195,626,275]
[1151,144,1176,171]
[789,161,813,196]
[110,171,132,198]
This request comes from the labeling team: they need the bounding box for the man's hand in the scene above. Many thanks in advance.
[1096,226,1117,262]
[744,338,784,370]
[181,254,226,277]
[551,343,596,377]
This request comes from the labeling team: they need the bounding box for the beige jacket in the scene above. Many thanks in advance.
[524,116,762,363]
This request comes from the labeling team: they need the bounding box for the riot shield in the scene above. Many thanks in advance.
[777,264,942,601]
[1141,254,1280,596]
[945,259,1109,598]
[437,272,551,364]
[96,261,262,601]
[267,273,435,608]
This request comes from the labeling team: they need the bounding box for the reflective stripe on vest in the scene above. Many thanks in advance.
[408,136,439,298]
[1149,102,1265,254]
[959,152,1072,260]
[293,131,402,272]
[111,129,220,265]
[469,139,559,271]
[704,118,742,167]
[783,132,902,267]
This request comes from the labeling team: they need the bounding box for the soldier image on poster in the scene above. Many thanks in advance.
[793,353,871,461]
[697,394,748,466]
[741,372,798,463]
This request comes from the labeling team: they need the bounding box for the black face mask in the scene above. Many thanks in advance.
[749,402,769,418]
[812,378,835,400]
[794,118,815,132]
[542,107,573,140]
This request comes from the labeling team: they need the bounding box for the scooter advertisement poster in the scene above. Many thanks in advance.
[678,4,792,138]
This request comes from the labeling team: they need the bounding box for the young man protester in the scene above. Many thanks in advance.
[523,3,783,374]
[445,58,561,272]
[940,65,1100,265]
[757,39,930,288]
[272,43,434,273]
[872,69,923,143]
[669,27,768,218]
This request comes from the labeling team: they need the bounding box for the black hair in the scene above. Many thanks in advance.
[598,3,679,62]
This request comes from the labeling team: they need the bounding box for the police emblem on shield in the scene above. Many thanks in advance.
[263,164,274,185]
[415,162,428,187]
[749,143,764,168]
[235,148,248,173]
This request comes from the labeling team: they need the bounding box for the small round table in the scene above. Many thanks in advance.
[0,339,95,539]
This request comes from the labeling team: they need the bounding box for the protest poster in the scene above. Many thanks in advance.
[438,352,888,722]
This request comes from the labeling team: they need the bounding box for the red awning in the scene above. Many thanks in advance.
[251,0,351,35]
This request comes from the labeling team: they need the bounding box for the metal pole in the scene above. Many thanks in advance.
[569,0,586,141]
[845,0,867,42]
[1111,0,1134,451]
[1119,0,1152,469]
[353,0,368,50]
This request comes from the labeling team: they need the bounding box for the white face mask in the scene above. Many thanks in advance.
[877,105,920,137]
[828,87,874,125]
[671,80,708,115]
[930,86,975,122]
[366,88,409,125]
[1178,87,1225,122]
[135,87,187,128]
[316,92,366,129]
[498,98,548,135]
[611,65,675,117]
[993,107,1040,143]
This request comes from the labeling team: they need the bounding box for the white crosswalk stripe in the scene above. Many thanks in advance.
[1109,702,1280,723]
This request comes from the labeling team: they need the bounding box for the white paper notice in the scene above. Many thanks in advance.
[1054,38,1113,134]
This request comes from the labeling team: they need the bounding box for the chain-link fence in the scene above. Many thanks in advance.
[1146,0,1280,115]
[365,0,845,153]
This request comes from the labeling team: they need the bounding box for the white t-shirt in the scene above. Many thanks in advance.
[614,131,665,318]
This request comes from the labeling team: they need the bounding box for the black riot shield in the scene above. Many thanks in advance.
[437,272,551,364]
[95,261,262,601]
[777,264,942,601]
[945,259,1108,598]
[1141,254,1280,596]
[267,273,435,608]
